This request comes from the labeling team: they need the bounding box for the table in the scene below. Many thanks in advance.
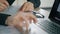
[0,6,50,34]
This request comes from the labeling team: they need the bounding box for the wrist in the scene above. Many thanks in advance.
[5,16,14,26]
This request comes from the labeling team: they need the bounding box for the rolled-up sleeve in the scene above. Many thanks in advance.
[0,13,11,26]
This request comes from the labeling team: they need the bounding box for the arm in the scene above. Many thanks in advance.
[0,13,11,26]
[27,0,41,8]
[0,0,15,26]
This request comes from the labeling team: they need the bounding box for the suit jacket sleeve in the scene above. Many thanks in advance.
[0,13,11,26]
[27,0,41,8]
[7,0,15,5]
[0,0,15,26]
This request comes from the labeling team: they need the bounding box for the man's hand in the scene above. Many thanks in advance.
[6,12,37,32]
[20,2,34,12]
[0,0,9,11]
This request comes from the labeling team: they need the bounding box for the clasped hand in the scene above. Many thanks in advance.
[0,0,37,32]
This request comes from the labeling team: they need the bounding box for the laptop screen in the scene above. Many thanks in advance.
[49,0,60,25]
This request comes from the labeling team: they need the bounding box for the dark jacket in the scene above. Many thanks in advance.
[0,0,41,26]
[0,13,10,26]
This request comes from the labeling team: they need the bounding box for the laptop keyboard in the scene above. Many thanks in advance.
[36,20,60,34]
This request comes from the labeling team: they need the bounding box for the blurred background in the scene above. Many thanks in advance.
[0,0,55,15]
[12,0,55,12]
[40,0,54,11]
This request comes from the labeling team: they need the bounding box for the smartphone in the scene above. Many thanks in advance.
[6,0,15,5]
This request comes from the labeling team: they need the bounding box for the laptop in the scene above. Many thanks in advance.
[37,0,60,34]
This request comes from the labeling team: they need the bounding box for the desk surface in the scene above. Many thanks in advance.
[0,6,50,34]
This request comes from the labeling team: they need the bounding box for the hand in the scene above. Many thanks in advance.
[0,0,9,11]
[6,12,37,32]
[20,2,34,12]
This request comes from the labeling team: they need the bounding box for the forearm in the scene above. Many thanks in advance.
[0,13,11,26]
